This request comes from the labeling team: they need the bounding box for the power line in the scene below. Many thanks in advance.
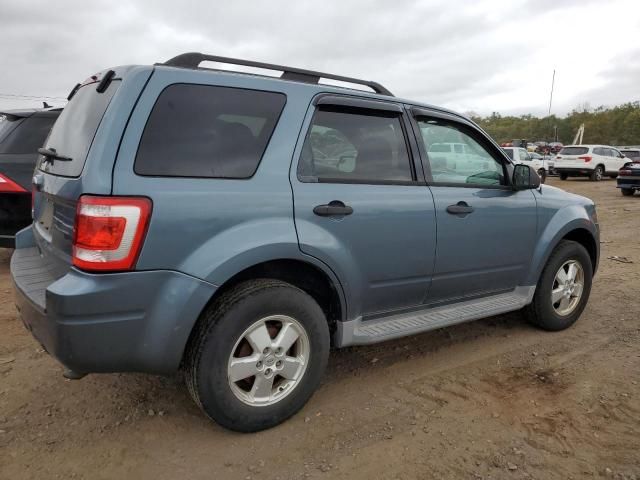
[0,92,67,100]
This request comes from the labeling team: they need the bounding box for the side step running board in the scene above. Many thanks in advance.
[336,286,535,347]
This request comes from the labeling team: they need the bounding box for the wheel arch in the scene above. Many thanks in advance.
[527,211,599,286]
[182,257,347,366]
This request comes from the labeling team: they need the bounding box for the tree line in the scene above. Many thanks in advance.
[469,101,640,146]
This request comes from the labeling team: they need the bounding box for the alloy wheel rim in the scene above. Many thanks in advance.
[227,315,310,407]
[551,260,584,316]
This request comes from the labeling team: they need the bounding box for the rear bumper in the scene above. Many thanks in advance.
[0,192,31,248]
[554,167,594,176]
[616,179,640,189]
[11,241,216,375]
[0,234,15,248]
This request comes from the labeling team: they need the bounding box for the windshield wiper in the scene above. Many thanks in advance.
[38,147,72,163]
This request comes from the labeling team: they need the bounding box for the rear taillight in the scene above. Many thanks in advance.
[578,156,592,162]
[619,169,632,176]
[556,156,561,160]
[0,173,27,193]
[72,195,152,272]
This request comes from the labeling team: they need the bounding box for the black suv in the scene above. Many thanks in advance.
[0,106,61,247]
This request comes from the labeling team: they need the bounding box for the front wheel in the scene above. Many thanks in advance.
[621,188,634,196]
[524,240,592,331]
[185,279,330,432]
[589,165,604,181]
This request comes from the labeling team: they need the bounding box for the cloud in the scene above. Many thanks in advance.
[0,0,638,116]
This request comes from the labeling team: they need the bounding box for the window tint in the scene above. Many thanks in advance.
[0,115,56,154]
[559,147,589,155]
[135,84,286,178]
[609,148,621,157]
[40,81,120,177]
[593,147,604,156]
[417,118,505,186]
[621,149,640,160]
[502,148,514,160]
[298,107,413,182]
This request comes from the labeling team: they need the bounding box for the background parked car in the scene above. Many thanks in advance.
[554,145,627,181]
[0,106,61,247]
[619,148,640,163]
[617,161,640,196]
[502,146,548,182]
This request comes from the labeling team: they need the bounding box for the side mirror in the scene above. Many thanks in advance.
[513,164,540,190]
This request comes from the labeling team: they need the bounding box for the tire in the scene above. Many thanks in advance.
[524,240,593,331]
[589,165,604,181]
[609,174,618,179]
[621,188,634,196]
[184,279,330,432]
[537,168,547,184]
[559,173,568,180]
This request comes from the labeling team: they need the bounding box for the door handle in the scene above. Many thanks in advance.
[313,200,353,216]
[446,201,474,216]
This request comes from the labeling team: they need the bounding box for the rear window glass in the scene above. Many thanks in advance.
[39,81,120,177]
[502,148,514,159]
[135,84,286,178]
[621,150,640,159]
[559,147,589,155]
[0,115,57,154]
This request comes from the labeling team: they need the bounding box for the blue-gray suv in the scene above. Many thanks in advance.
[11,53,599,432]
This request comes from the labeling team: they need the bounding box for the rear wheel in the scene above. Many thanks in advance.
[525,240,592,331]
[621,188,634,196]
[185,279,330,432]
[559,173,568,180]
[589,165,604,181]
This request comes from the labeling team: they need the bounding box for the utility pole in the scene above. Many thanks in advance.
[548,69,555,117]
[548,69,556,145]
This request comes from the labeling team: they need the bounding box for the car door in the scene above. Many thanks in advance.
[409,108,538,305]
[291,95,437,319]
[608,147,626,172]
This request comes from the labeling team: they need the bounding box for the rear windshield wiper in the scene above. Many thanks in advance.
[38,147,72,163]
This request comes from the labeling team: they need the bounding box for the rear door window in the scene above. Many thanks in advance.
[0,115,56,154]
[502,148,514,160]
[135,84,286,178]
[559,147,589,156]
[40,81,120,177]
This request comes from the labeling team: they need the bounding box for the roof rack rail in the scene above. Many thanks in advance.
[162,52,393,97]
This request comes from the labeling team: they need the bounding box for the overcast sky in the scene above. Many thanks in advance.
[1,0,639,116]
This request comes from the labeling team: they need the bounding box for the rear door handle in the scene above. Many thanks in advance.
[446,201,474,215]
[313,200,353,216]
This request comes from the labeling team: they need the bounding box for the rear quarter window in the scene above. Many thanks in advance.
[134,84,286,178]
[559,147,589,155]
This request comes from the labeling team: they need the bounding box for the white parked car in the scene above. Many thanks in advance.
[554,145,627,181]
[502,147,549,182]
[427,142,492,175]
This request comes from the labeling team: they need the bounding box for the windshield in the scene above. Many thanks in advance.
[559,147,589,156]
[39,80,119,177]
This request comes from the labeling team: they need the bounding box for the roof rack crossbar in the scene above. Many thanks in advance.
[162,52,393,96]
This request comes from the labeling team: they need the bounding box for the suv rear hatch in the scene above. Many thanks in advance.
[31,70,127,267]
[556,146,591,167]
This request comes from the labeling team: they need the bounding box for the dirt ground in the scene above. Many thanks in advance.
[1,177,639,480]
